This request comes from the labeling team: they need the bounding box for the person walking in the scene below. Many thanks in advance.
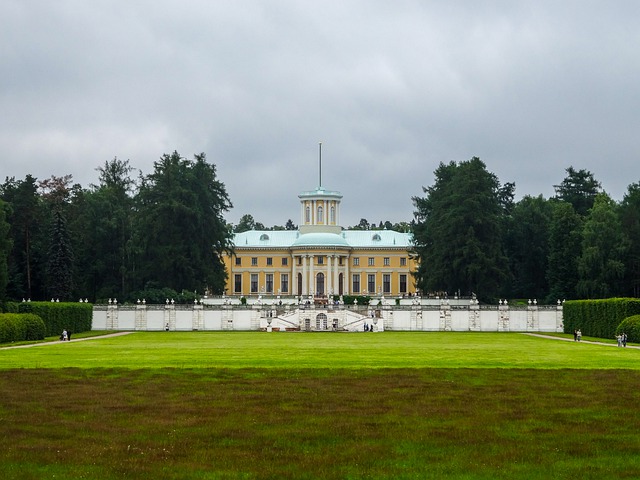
[573,330,577,341]
[577,329,582,342]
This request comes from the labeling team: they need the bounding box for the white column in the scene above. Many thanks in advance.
[345,255,350,295]
[302,255,308,296]
[292,255,297,296]
[327,254,332,294]
[309,254,315,296]
[333,255,339,295]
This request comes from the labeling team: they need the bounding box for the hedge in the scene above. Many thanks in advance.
[5,301,93,337]
[0,313,46,343]
[563,298,640,339]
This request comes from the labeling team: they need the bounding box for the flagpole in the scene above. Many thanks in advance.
[319,142,322,188]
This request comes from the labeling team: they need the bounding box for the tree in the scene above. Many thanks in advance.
[46,208,74,300]
[576,193,627,298]
[553,167,601,216]
[235,214,256,233]
[0,199,11,300]
[620,182,640,297]
[285,219,297,231]
[412,157,508,300]
[73,158,136,301]
[546,201,582,302]
[352,218,370,230]
[502,195,552,299]
[134,151,233,294]
[0,175,48,300]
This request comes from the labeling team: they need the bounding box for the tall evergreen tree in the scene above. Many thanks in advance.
[0,175,48,300]
[412,157,508,300]
[620,182,640,297]
[553,166,601,216]
[46,208,74,300]
[546,201,582,302]
[72,159,136,301]
[503,195,552,299]
[0,199,12,300]
[134,151,233,294]
[576,193,627,298]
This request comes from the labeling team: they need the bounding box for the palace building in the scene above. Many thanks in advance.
[223,183,418,298]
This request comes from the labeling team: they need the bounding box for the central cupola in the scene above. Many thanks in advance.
[298,143,343,235]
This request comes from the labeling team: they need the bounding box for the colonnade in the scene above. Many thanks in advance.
[291,253,349,296]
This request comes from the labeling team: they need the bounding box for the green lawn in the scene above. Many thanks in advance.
[0,331,638,370]
[1,332,639,479]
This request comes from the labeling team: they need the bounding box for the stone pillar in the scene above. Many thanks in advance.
[135,303,147,331]
[556,300,564,333]
[192,303,204,330]
[107,303,119,330]
[527,300,539,331]
[344,256,349,295]
[469,300,481,331]
[164,303,176,331]
[439,300,452,331]
[498,300,510,332]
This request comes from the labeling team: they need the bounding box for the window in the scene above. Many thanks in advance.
[317,256,324,265]
[281,274,289,293]
[234,274,242,293]
[400,257,407,267]
[282,257,288,266]
[383,257,390,266]
[400,274,407,293]
[266,274,274,293]
[250,274,258,293]
[353,257,360,266]
[266,257,273,266]
[305,206,310,223]
[297,256,302,266]
[330,206,335,223]
[368,257,375,266]
[251,257,258,266]
[368,274,375,293]
[352,274,360,293]
[235,257,242,266]
[338,257,343,266]
[372,233,381,241]
[383,274,391,294]
[317,205,323,222]
[259,233,269,241]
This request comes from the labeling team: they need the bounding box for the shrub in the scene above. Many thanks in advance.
[0,313,45,343]
[616,315,640,343]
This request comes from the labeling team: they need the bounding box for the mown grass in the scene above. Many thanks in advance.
[1,331,639,370]
[1,332,639,479]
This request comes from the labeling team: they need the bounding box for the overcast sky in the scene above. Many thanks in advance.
[2,1,639,227]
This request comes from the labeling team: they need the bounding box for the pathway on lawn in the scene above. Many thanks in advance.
[522,332,639,349]
[0,331,136,350]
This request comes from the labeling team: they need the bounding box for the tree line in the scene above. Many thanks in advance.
[0,152,232,303]
[412,158,640,303]
[0,152,638,304]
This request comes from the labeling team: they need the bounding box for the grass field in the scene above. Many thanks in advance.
[1,332,640,479]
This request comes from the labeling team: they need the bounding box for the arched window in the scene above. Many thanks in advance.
[330,206,335,224]
[305,206,311,223]
[317,205,323,223]
[259,233,269,241]
[372,233,381,241]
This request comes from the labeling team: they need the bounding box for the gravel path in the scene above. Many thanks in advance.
[0,331,136,350]
[522,332,638,349]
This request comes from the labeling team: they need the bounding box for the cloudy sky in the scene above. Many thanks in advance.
[2,1,639,227]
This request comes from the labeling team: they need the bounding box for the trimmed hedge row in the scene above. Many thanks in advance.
[0,313,46,343]
[4,302,93,337]
[563,298,640,339]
